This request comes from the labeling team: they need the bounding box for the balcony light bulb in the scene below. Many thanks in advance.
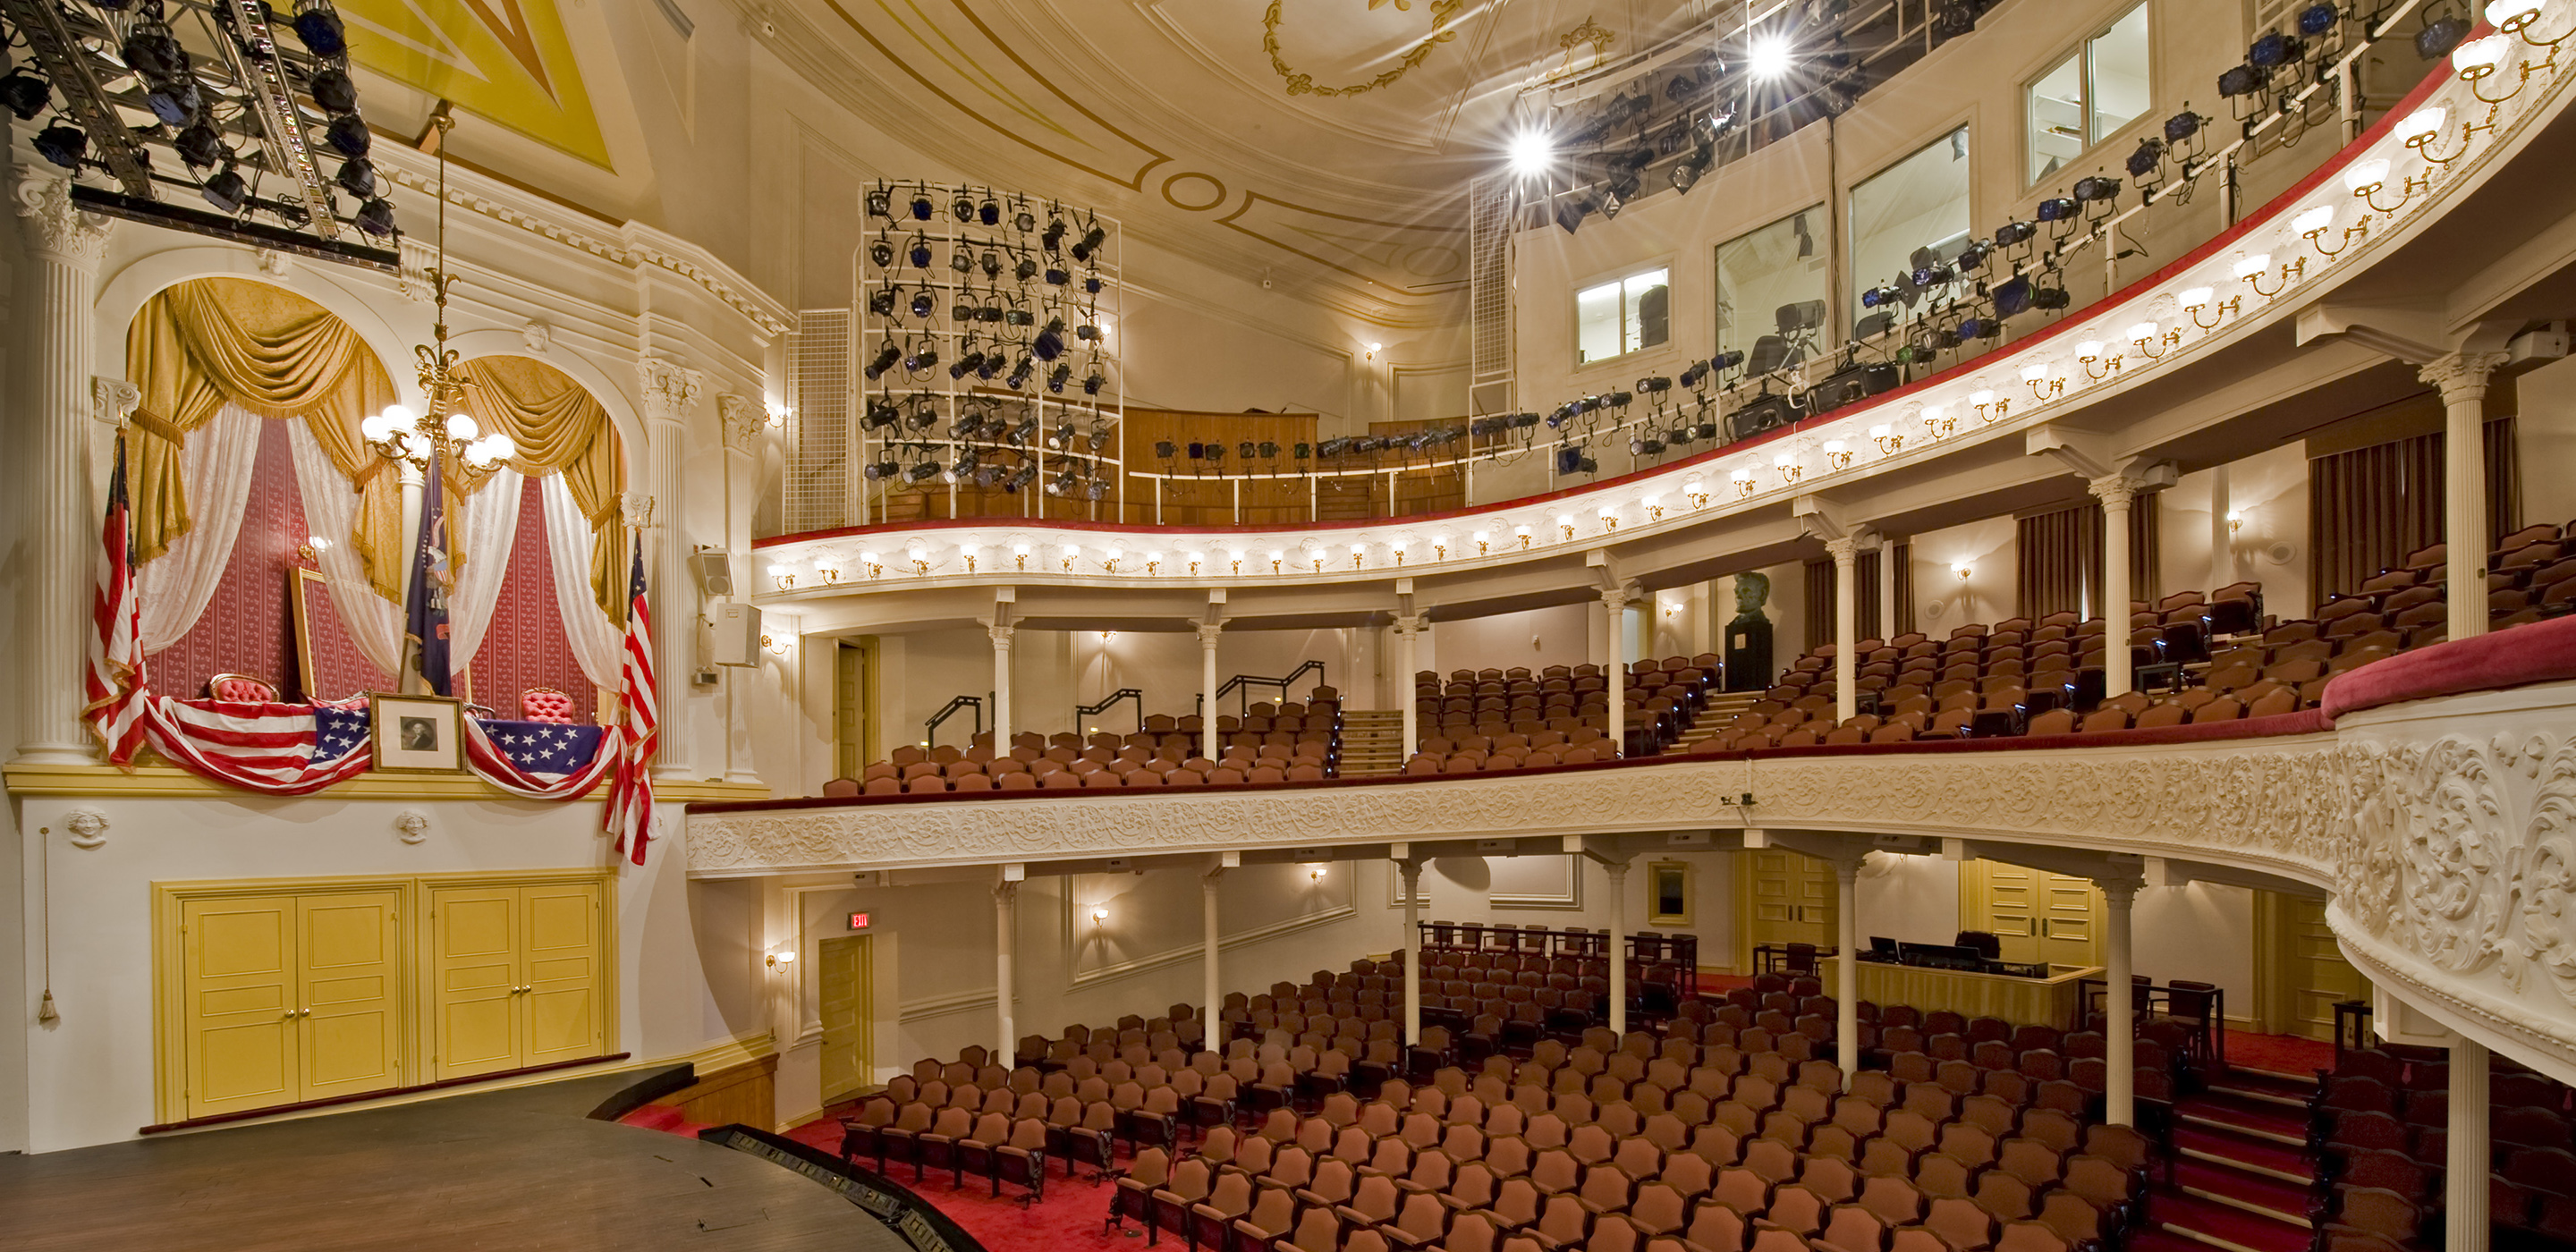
[860,551,880,565]
[1555,513,1574,528]
[1187,550,1206,563]
[1920,406,1945,423]
[2487,0,2546,28]
[907,547,928,563]
[489,432,519,461]
[1106,547,1123,560]
[959,543,979,557]
[383,403,416,427]
[2179,287,2213,308]
[1013,543,1031,556]
[1228,548,1246,562]
[1597,505,1617,519]
[2127,321,2160,341]
[1640,496,1660,511]
[307,535,331,552]
[1772,453,1793,468]
[1967,390,1996,407]
[1867,425,1892,439]
[2020,363,2049,382]
[2233,253,2271,279]
[445,413,479,442]
[360,412,393,442]
[1820,440,1845,454]
[2294,205,2337,235]
[767,563,792,577]
[2454,34,2510,74]
[2398,106,2446,143]
[1349,543,1366,555]
[2343,158,2392,192]
[1728,468,1751,481]
[2075,342,2105,360]
[1146,552,1165,564]
[1062,544,1081,558]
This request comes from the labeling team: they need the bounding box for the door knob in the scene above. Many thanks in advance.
[283,1011,296,1019]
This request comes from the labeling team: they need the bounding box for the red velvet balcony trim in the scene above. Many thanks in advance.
[2323,616,2576,722]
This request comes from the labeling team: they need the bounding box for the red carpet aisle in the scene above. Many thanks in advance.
[620,1103,1131,1252]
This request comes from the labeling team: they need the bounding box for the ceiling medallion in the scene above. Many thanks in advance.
[1263,0,1464,98]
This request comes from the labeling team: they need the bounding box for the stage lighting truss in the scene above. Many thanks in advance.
[0,0,399,269]
[855,179,1122,525]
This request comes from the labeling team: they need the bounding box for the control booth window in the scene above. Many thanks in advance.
[1576,266,1670,365]
[2028,3,2152,183]
[1848,126,1973,343]
[1715,208,1829,375]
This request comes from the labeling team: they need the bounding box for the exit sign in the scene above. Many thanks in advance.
[848,911,871,931]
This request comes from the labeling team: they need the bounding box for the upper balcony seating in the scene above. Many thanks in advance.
[828,688,1345,795]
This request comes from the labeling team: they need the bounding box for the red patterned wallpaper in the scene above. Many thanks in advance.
[301,564,397,702]
[149,419,307,700]
[461,475,596,723]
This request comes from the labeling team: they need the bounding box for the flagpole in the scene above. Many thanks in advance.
[395,457,427,695]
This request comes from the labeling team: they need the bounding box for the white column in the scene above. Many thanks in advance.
[2207,462,2233,595]
[719,397,763,784]
[1604,859,1631,1037]
[989,623,1015,755]
[13,175,113,764]
[1877,537,1898,640]
[1399,861,1423,1045]
[1827,537,1860,724]
[1202,866,1225,1028]
[639,359,705,777]
[1197,622,1223,760]
[1601,587,1635,756]
[1395,615,1427,754]
[2449,1036,2492,1252]
[995,877,1020,1058]
[2102,872,2141,1126]
[1835,855,1861,1083]
[2422,353,2508,640]
[2091,477,2139,698]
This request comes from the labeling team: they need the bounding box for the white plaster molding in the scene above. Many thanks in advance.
[13,173,111,266]
[394,810,430,845]
[90,376,140,427]
[717,393,762,452]
[63,808,107,850]
[521,319,554,355]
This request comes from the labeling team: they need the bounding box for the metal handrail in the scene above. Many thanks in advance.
[1073,688,1145,735]
[924,694,984,749]
[1197,661,1329,718]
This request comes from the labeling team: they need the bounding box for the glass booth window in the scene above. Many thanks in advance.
[1715,208,1829,374]
[2029,4,2152,182]
[1847,126,1973,342]
[1576,267,1670,365]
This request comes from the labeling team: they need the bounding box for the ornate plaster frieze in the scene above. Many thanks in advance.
[752,45,2574,603]
[691,681,2576,1081]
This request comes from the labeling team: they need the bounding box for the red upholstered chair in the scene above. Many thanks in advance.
[208,673,278,703]
[521,688,576,723]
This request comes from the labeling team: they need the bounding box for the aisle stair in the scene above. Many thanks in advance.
[1662,690,1764,755]
[1337,710,1404,777]
[2135,1065,2322,1252]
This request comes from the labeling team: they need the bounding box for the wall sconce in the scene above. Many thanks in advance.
[2300,203,2364,258]
[2128,321,2176,360]
[2020,365,2062,402]
[1821,440,1852,470]
[2227,510,2245,533]
[299,534,333,563]
[1061,544,1080,572]
[1641,495,1665,521]
[1969,390,2005,423]
[1229,549,1246,575]
[1597,506,1619,533]
[1097,630,1117,642]
[815,560,842,584]
[1349,543,1367,570]
[764,399,790,428]
[1187,551,1204,576]
[1921,405,1954,438]
[1306,863,1327,883]
[1102,546,1123,574]
[1269,550,1285,574]
[1473,530,1492,556]
[1390,542,1407,566]
[1146,551,1165,576]
[1953,563,1973,583]
[1366,342,1383,361]
[1514,525,1533,549]
[760,632,793,656]
[1729,468,1756,497]
[1557,514,1576,541]
[1868,424,1903,454]
[1091,906,1109,926]
[2180,287,2238,331]
[767,563,799,590]
[2344,157,2418,215]
[1013,543,1031,571]
[960,543,979,573]
[766,946,798,971]
[2237,251,2302,299]
[1428,535,1448,561]
[908,547,932,576]
[1682,482,1709,509]
[860,551,886,579]
[2076,343,2121,381]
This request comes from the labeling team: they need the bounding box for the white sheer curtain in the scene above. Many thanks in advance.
[447,468,522,671]
[136,404,260,650]
[287,417,405,674]
[540,475,624,689]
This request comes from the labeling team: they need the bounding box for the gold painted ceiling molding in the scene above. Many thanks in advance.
[1261,0,1464,98]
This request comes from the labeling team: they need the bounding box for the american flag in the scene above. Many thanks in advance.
[604,545,658,865]
[145,699,374,795]
[85,435,149,765]
[462,716,618,799]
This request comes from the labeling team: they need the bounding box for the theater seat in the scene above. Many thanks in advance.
[209,673,278,703]
[521,688,576,723]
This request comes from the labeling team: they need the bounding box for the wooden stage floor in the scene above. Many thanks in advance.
[0,1070,913,1251]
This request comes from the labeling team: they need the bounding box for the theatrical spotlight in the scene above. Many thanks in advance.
[1748,35,1792,79]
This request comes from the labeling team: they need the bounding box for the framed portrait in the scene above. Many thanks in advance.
[1647,860,1694,927]
[372,693,464,774]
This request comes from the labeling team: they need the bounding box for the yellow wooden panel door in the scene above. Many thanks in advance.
[819,936,870,1104]
[1976,861,2042,962]
[1745,850,1834,949]
[433,888,522,1079]
[2284,896,2368,1041]
[182,896,300,1120]
[2035,874,2103,969]
[1971,863,2101,968]
[297,891,404,1102]
[521,882,603,1068]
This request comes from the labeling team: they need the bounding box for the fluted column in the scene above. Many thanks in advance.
[13,175,113,764]
[1877,536,1898,640]
[1202,866,1225,1031]
[2421,353,2508,640]
[2090,477,2140,698]
[2102,870,2143,1126]
[1604,859,1631,1037]
[2449,1036,2492,1252]
[1601,587,1636,756]
[1197,622,1223,761]
[989,624,1015,757]
[1826,537,1860,724]
[1834,854,1862,1083]
[1399,860,1423,1045]
[718,395,762,784]
[1394,614,1426,756]
[994,877,1019,1060]
[639,360,704,777]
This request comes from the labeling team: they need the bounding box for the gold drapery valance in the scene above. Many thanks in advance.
[452,356,625,620]
[124,277,402,600]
